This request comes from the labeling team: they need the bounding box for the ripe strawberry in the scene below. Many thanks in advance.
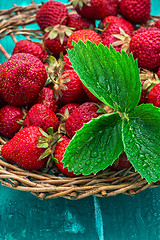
[147,83,160,107]
[67,12,95,31]
[54,135,79,177]
[33,87,59,113]
[110,152,131,170]
[57,103,80,134]
[54,69,86,105]
[119,0,151,24]
[12,40,48,63]
[102,29,131,53]
[130,31,160,71]
[24,103,59,133]
[58,103,80,117]
[0,105,24,138]
[139,69,160,104]
[0,53,47,106]
[36,1,68,31]
[101,15,134,33]
[63,54,73,70]
[154,19,160,29]
[65,102,100,138]
[1,126,48,170]
[44,24,73,58]
[132,26,160,36]
[67,29,103,49]
[72,0,119,20]
[101,22,132,39]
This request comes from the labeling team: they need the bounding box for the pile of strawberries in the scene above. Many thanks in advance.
[0,0,160,177]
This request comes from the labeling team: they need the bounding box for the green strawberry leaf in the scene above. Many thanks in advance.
[62,113,123,175]
[122,104,160,183]
[68,40,141,113]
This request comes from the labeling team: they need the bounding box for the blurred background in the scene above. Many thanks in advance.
[0,1,160,239]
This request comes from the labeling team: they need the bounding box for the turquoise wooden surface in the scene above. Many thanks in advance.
[0,1,160,239]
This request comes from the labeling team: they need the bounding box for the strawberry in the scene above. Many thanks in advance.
[154,19,160,29]
[57,103,80,135]
[147,83,160,108]
[0,53,47,106]
[12,40,48,63]
[36,1,68,31]
[110,152,131,170]
[24,103,59,133]
[67,29,103,49]
[130,31,160,71]
[1,126,48,170]
[54,135,79,177]
[33,87,59,113]
[65,102,100,138]
[139,69,160,104]
[101,16,134,33]
[54,69,86,105]
[58,103,80,117]
[101,22,133,39]
[132,26,160,36]
[44,24,73,58]
[72,0,119,20]
[67,12,95,31]
[119,0,151,24]
[63,54,73,70]
[0,105,24,138]
[102,29,131,54]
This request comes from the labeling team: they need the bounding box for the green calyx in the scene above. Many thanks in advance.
[37,127,61,168]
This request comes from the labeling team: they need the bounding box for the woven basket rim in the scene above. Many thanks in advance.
[0,2,160,200]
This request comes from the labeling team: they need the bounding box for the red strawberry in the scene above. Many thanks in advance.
[12,40,48,63]
[67,13,95,31]
[110,152,131,170]
[132,26,160,36]
[1,126,48,170]
[54,69,86,105]
[58,103,80,117]
[65,102,100,138]
[102,29,131,53]
[119,0,151,24]
[54,135,79,177]
[73,0,119,20]
[0,53,47,106]
[101,22,133,39]
[36,1,68,31]
[101,16,134,33]
[0,105,24,138]
[44,24,73,58]
[130,31,160,71]
[154,19,160,29]
[67,29,103,49]
[24,103,59,133]
[33,87,59,113]
[139,69,160,104]
[63,54,73,70]
[147,83,160,107]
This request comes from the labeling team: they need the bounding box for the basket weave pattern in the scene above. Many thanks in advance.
[0,2,160,200]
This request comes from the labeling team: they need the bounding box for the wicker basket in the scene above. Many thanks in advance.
[0,2,160,200]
